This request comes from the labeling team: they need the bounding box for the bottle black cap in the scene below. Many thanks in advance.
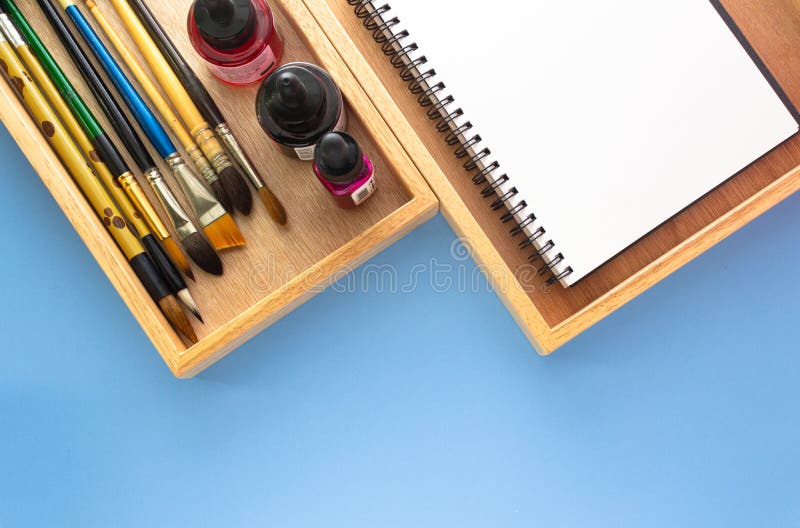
[194,0,256,50]
[256,62,344,147]
[314,132,364,185]
[264,67,326,131]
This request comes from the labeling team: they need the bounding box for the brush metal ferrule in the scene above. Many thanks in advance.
[165,153,227,227]
[118,171,171,240]
[143,167,198,241]
[194,125,233,174]
[215,122,265,190]
[185,144,220,185]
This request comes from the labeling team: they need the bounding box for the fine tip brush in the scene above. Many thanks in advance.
[111,0,254,217]
[0,28,196,343]
[37,0,223,277]
[162,238,193,281]
[51,0,246,252]
[126,0,287,225]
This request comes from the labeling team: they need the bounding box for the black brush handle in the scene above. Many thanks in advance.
[42,0,157,173]
[127,0,225,127]
[35,0,129,180]
[129,251,172,303]
[141,234,186,294]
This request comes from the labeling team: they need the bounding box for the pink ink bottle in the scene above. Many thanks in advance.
[313,132,376,209]
[188,0,283,86]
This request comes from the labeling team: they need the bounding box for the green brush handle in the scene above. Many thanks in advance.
[0,0,103,140]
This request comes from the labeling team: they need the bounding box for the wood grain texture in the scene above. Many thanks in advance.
[312,0,800,352]
[0,0,437,376]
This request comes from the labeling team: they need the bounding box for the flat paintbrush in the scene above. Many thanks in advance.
[125,0,287,225]
[85,0,234,217]
[0,1,202,320]
[110,0,255,218]
[49,0,245,251]
[37,0,223,277]
[0,29,196,343]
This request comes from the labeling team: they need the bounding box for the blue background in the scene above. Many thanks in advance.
[1,121,799,527]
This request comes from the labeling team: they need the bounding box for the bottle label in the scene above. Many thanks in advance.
[293,144,317,161]
[206,43,278,85]
[351,172,377,206]
[293,109,349,161]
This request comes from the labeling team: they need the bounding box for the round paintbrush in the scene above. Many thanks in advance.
[85,0,240,217]
[38,0,223,278]
[48,0,245,252]
[1,10,194,282]
[0,27,196,343]
[110,0,255,217]
[0,1,202,320]
[126,0,287,225]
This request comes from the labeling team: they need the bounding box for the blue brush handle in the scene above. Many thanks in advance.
[65,4,176,159]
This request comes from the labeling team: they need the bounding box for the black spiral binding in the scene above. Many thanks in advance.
[347,0,573,286]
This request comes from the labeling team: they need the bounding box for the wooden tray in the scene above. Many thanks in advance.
[0,0,437,376]
[306,0,800,353]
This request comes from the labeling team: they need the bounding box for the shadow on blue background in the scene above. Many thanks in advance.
[1,122,799,526]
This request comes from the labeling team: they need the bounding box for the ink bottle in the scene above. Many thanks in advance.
[313,131,376,208]
[256,62,346,160]
[188,0,283,85]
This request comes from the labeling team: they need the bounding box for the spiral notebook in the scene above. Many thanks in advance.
[358,0,800,286]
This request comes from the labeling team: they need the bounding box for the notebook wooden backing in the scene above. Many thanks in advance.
[0,0,437,376]
[306,0,800,352]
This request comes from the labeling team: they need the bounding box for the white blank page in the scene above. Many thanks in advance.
[392,0,798,285]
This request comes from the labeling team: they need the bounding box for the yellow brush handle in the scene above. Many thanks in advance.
[110,0,233,173]
[85,0,220,186]
[11,40,160,240]
[0,39,142,260]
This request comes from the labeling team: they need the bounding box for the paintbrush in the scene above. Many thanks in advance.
[35,0,223,277]
[0,5,194,281]
[125,0,287,225]
[0,1,202,320]
[109,0,255,218]
[0,28,196,343]
[84,0,235,217]
[48,0,245,251]
[4,0,201,318]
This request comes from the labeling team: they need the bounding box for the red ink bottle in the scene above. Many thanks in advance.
[313,132,376,209]
[188,0,283,86]
[256,62,347,160]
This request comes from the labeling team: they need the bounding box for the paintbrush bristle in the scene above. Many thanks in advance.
[257,187,287,225]
[182,231,223,275]
[162,237,194,281]
[203,213,246,251]
[209,179,233,214]
[157,294,197,344]
[219,165,252,215]
[176,288,203,323]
